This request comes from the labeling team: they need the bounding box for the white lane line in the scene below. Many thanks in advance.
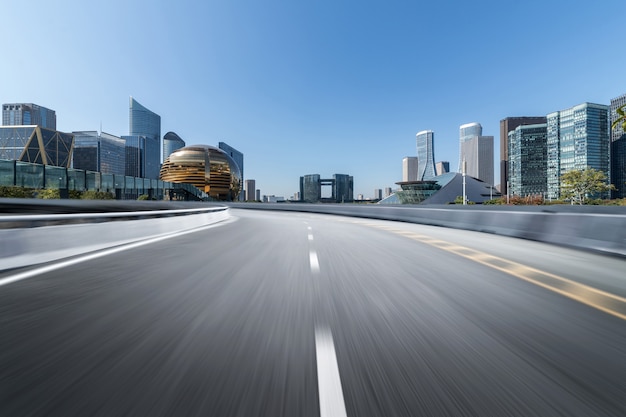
[308,226,312,230]
[310,251,320,273]
[308,234,314,241]
[315,327,348,417]
[0,218,235,288]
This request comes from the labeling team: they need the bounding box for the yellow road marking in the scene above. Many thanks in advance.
[371,225,626,321]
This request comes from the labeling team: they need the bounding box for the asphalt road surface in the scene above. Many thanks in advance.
[1,209,625,416]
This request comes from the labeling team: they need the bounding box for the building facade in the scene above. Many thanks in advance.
[163,132,186,162]
[0,125,73,167]
[127,97,160,179]
[610,93,626,198]
[300,174,321,202]
[2,103,56,130]
[402,156,418,182]
[245,179,256,201]
[459,122,494,184]
[219,142,244,201]
[547,102,610,200]
[500,116,547,194]
[508,123,548,197]
[159,145,241,201]
[436,161,449,175]
[72,131,126,175]
[416,130,436,181]
[333,174,353,202]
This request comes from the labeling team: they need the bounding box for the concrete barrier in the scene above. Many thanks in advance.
[0,205,229,270]
[228,203,626,257]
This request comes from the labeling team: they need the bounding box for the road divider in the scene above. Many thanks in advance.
[0,206,229,271]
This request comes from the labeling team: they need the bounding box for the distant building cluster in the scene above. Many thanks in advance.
[0,98,246,201]
[399,92,626,203]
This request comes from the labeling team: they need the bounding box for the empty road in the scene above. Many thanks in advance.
[1,209,624,416]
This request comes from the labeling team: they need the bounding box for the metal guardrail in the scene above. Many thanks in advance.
[0,206,228,229]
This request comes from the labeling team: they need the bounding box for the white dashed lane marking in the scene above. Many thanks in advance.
[315,327,348,417]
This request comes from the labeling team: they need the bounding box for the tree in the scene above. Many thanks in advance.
[560,167,615,205]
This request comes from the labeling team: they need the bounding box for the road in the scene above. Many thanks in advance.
[1,209,625,416]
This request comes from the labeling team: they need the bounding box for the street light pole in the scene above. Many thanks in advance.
[462,159,467,205]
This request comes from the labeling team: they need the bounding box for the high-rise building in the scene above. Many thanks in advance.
[255,189,261,201]
[610,93,626,198]
[507,123,548,197]
[72,131,126,175]
[384,187,392,197]
[374,189,382,200]
[299,173,352,202]
[500,117,547,195]
[125,97,160,179]
[333,174,353,202]
[2,103,56,130]
[300,174,321,202]
[547,102,610,200]
[416,130,436,180]
[245,179,256,201]
[436,161,449,175]
[163,132,185,162]
[402,156,418,181]
[458,123,494,184]
[219,142,244,201]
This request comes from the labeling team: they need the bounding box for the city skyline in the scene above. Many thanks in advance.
[1,1,623,197]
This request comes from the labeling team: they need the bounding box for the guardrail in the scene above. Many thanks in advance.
[228,203,626,257]
[0,204,229,271]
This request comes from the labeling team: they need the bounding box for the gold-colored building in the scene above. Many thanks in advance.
[159,145,241,201]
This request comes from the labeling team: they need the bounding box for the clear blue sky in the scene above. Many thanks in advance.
[2,0,624,198]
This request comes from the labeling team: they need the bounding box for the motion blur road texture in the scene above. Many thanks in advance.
[1,209,625,416]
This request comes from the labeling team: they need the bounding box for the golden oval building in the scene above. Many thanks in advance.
[160,145,242,201]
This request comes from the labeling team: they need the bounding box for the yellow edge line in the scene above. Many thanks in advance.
[383,227,626,321]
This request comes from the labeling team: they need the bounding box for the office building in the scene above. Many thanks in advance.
[219,142,244,201]
[333,174,353,202]
[374,188,382,200]
[163,132,185,161]
[2,103,56,130]
[402,157,418,181]
[384,187,392,197]
[507,123,548,197]
[245,179,256,201]
[436,161,449,176]
[72,131,126,175]
[299,173,353,203]
[416,130,436,181]
[126,97,160,179]
[458,123,494,184]
[0,125,73,167]
[500,117,547,195]
[255,189,261,201]
[547,102,610,200]
[610,93,626,198]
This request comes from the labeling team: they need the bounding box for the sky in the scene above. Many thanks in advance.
[1,0,625,199]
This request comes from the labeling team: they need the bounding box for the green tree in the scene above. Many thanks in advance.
[560,167,615,205]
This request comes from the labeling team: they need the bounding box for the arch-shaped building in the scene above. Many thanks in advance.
[159,145,242,201]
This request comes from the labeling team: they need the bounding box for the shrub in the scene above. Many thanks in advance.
[0,185,34,198]
[81,190,115,200]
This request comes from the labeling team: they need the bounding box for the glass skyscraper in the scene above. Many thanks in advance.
[547,102,610,200]
[218,142,244,201]
[72,131,126,175]
[0,125,73,167]
[2,103,56,130]
[508,123,548,197]
[126,97,160,179]
[458,122,494,184]
[416,130,436,181]
[610,93,626,198]
[163,132,186,162]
